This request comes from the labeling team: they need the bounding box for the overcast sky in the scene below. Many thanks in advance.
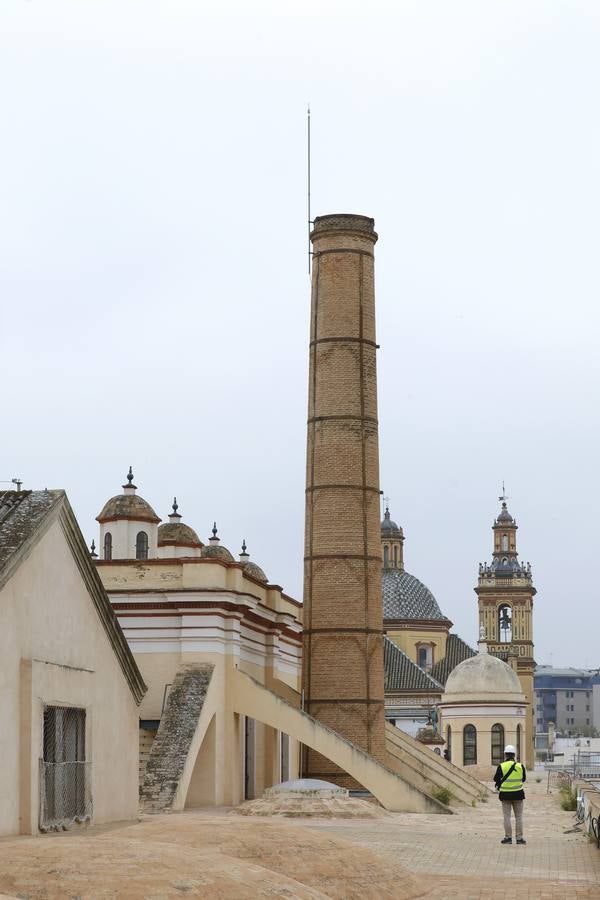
[2,1,599,666]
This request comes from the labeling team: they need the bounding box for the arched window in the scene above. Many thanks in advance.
[446,725,452,762]
[498,604,512,642]
[516,724,522,762]
[136,531,149,560]
[501,534,509,551]
[393,545,398,567]
[103,532,112,561]
[491,723,505,765]
[418,647,428,668]
[463,725,477,765]
[383,545,389,568]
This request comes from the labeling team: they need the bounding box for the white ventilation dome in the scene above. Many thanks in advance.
[444,652,523,697]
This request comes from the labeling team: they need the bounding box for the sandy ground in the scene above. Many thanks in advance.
[0,775,598,898]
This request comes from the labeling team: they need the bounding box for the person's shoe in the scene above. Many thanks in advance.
[516,839,526,845]
[501,837,512,844]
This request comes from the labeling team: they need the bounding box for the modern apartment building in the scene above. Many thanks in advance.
[535,667,600,736]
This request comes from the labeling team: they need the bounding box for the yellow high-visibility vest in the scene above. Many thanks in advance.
[500,760,524,792]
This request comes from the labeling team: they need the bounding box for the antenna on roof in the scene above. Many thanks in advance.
[307,104,312,275]
[11,478,22,492]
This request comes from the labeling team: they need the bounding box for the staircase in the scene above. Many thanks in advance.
[140,664,215,813]
[385,722,492,805]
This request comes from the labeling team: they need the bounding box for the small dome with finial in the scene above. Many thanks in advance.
[381,504,403,538]
[496,501,514,524]
[201,522,234,562]
[96,467,160,525]
[238,539,268,583]
[157,497,202,551]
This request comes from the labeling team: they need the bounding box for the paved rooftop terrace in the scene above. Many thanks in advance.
[0,775,598,898]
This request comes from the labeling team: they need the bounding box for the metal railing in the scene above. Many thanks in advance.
[576,789,600,850]
[39,760,92,830]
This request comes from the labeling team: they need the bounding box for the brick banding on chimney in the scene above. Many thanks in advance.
[302,213,386,786]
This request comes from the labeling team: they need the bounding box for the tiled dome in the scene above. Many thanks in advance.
[96,468,160,524]
[382,569,446,621]
[158,522,202,548]
[201,543,234,562]
[201,523,234,562]
[242,561,268,583]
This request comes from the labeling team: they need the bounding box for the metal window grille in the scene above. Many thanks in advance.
[136,531,148,559]
[463,724,477,765]
[39,706,92,830]
[491,723,505,765]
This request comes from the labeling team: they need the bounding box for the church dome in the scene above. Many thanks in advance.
[158,522,202,546]
[200,523,234,562]
[496,501,514,524]
[444,652,522,697]
[381,506,403,537]
[242,561,268,583]
[382,569,446,621]
[237,540,268,583]
[157,498,202,548]
[96,468,160,525]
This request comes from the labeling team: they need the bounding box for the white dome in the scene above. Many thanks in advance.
[444,652,522,696]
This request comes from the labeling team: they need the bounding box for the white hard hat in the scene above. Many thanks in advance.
[504,745,516,754]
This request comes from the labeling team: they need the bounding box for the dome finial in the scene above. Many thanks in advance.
[240,539,249,561]
[122,466,137,492]
[90,539,97,558]
[168,496,182,522]
[209,522,220,545]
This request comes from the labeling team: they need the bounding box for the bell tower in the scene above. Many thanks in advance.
[475,494,536,768]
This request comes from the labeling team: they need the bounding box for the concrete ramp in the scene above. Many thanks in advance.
[232,670,451,814]
[385,722,491,806]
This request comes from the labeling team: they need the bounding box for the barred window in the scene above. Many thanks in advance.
[463,724,477,765]
[136,531,148,560]
[40,706,91,828]
[491,723,505,765]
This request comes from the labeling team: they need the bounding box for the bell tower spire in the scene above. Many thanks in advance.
[475,493,536,768]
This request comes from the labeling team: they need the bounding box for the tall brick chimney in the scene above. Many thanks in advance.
[302,213,386,782]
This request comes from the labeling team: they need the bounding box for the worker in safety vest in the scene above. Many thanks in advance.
[493,744,526,844]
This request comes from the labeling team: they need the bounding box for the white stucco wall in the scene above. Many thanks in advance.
[0,519,140,836]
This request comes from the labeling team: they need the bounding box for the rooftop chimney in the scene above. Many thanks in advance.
[302,214,386,783]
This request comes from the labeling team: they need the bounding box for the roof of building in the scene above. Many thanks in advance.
[381,506,403,537]
[382,568,447,621]
[444,651,523,697]
[97,492,160,525]
[535,666,594,678]
[157,522,202,547]
[384,637,443,694]
[496,501,515,525]
[200,524,234,562]
[0,490,60,574]
[430,634,476,686]
[241,560,268,583]
[0,490,146,704]
[201,543,234,562]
